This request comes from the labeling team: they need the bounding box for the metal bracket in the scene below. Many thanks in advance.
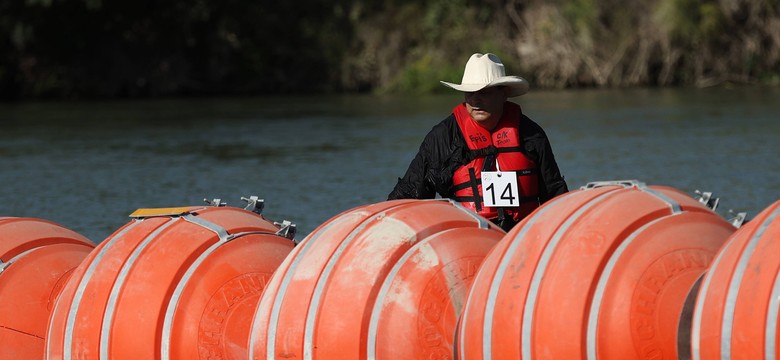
[694,190,720,211]
[241,196,265,215]
[727,210,748,228]
[274,220,298,243]
[581,180,645,190]
[203,198,227,207]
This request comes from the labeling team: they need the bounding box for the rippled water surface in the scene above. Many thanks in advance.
[1,87,778,242]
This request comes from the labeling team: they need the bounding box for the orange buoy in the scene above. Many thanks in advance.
[44,202,295,360]
[248,199,504,360]
[456,180,735,360]
[0,217,95,360]
[690,199,780,359]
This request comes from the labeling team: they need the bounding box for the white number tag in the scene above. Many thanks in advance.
[481,171,519,207]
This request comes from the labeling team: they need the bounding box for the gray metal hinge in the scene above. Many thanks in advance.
[203,198,227,207]
[274,220,298,243]
[727,210,748,228]
[241,196,265,215]
[694,190,720,211]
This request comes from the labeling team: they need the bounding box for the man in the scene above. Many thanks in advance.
[388,53,568,231]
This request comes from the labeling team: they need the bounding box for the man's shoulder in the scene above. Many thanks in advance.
[518,114,547,139]
[425,113,459,139]
[418,113,464,160]
[433,113,458,129]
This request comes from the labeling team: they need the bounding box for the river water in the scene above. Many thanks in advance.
[1,86,778,242]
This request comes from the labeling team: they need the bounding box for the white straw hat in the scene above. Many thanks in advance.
[440,53,529,97]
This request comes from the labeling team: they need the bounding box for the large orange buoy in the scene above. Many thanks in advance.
[456,180,736,360]
[690,199,780,359]
[0,217,95,360]
[248,199,505,360]
[45,200,295,360]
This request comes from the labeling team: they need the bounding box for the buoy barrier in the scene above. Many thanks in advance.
[44,201,296,360]
[456,180,736,360]
[248,199,505,360]
[0,217,95,360]
[690,198,780,359]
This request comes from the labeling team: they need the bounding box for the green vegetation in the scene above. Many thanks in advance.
[1,0,778,100]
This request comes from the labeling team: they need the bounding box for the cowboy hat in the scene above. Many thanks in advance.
[440,53,529,97]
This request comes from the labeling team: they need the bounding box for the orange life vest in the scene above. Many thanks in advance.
[451,102,540,222]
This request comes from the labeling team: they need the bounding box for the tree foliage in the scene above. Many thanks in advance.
[1,0,778,100]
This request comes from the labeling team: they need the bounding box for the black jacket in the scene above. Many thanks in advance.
[388,108,568,203]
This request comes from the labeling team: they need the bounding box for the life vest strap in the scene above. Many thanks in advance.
[469,145,524,159]
[468,167,482,212]
[452,181,475,192]
[451,195,541,205]
[451,168,539,192]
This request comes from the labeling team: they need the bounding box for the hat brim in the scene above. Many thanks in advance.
[440,76,530,97]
